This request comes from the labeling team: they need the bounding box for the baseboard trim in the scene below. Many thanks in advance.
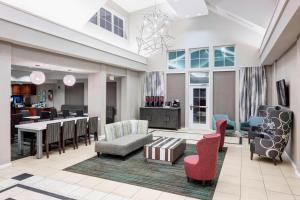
[283,151,300,178]
[0,162,12,169]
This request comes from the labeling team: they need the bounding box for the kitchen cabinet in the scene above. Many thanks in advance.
[11,84,37,95]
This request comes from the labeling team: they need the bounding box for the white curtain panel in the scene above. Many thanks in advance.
[144,71,165,97]
[239,66,267,122]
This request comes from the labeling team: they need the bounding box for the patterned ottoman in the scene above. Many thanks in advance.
[144,137,186,165]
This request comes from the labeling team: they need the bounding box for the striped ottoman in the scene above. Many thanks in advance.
[144,137,186,165]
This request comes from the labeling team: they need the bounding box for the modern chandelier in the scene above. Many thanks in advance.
[136,3,174,56]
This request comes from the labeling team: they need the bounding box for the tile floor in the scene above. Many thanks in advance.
[0,130,299,200]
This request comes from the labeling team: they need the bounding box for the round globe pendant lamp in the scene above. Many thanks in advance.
[30,71,46,85]
[63,75,76,86]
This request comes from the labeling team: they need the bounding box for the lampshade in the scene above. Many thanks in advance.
[63,75,76,86]
[30,71,46,85]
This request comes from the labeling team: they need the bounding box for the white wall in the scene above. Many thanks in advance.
[129,9,262,69]
[36,82,65,110]
[121,70,142,120]
[0,42,11,166]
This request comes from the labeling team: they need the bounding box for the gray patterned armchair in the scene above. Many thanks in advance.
[250,106,293,165]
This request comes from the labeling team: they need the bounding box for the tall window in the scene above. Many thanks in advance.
[114,16,124,37]
[168,50,185,70]
[214,46,235,67]
[100,8,112,32]
[190,48,209,68]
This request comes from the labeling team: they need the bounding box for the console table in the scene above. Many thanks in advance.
[140,107,181,130]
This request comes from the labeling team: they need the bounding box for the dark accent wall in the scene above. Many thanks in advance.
[106,82,117,109]
[65,83,84,105]
[167,73,185,127]
[213,71,235,121]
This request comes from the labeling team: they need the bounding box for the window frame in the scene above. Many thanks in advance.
[213,45,236,68]
[113,15,124,38]
[167,49,186,71]
[89,6,126,39]
[189,47,210,69]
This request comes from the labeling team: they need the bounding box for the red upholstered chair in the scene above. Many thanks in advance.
[216,120,227,151]
[203,120,227,151]
[184,134,221,183]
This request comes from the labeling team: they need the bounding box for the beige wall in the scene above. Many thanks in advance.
[273,38,300,170]
[213,71,236,121]
[166,73,186,127]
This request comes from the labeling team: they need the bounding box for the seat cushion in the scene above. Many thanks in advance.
[96,134,153,157]
[184,155,199,165]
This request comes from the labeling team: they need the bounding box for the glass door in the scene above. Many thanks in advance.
[189,86,209,129]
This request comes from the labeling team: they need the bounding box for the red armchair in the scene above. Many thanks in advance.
[216,120,227,151]
[203,120,227,151]
[184,134,220,183]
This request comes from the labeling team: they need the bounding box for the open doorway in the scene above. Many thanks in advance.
[106,75,121,124]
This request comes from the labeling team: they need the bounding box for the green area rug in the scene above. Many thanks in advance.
[64,145,227,200]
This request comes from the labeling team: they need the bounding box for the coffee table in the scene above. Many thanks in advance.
[144,137,186,165]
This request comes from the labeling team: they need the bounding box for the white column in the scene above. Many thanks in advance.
[0,42,11,167]
[88,66,106,135]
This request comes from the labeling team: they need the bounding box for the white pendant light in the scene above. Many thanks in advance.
[30,71,46,85]
[63,75,76,86]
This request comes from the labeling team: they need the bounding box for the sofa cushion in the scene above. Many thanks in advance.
[130,120,139,134]
[95,134,153,156]
[122,121,132,136]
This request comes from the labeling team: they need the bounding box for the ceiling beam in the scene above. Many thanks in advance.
[206,2,266,35]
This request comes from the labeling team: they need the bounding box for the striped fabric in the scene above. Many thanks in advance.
[63,120,75,140]
[240,66,267,122]
[46,122,61,144]
[144,137,185,163]
[122,121,132,136]
[76,118,87,137]
[88,117,98,134]
[138,120,148,135]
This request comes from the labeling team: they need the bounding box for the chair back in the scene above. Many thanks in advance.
[76,118,87,137]
[50,108,58,119]
[46,122,61,144]
[20,110,30,118]
[40,111,50,119]
[88,117,98,134]
[195,134,220,177]
[76,110,84,117]
[216,120,227,150]
[62,110,70,118]
[62,120,75,140]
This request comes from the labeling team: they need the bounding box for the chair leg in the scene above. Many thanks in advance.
[186,177,190,182]
[95,132,98,141]
[30,140,34,156]
[273,158,277,166]
[45,140,49,158]
[250,151,253,160]
[279,155,283,162]
[58,141,61,154]
[72,138,76,150]
[84,135,87,146]
[62,140,65,153]
[88,133,91,145]
[97,152,100,158]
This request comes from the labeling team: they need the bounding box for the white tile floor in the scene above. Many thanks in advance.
[0,130,299,200]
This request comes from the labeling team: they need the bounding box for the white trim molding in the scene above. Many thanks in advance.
[0,162,12,170]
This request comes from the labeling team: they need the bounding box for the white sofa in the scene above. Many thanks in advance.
[95,120,152,158]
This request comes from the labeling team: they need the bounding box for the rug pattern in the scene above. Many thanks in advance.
[65,145,227,200]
